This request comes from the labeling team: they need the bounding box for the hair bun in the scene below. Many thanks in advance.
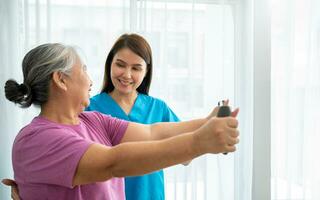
[5,79,33,107]
[19,83,31,96]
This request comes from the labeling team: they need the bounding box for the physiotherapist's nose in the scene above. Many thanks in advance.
[123,68,131,78]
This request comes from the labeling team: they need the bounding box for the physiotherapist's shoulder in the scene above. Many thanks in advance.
[138,93,179,122]
[139,93,167,106]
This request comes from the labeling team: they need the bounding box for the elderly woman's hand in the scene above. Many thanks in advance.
[207,99,229,119]
[2,179,20,200]
[194,115,240,155]
[207,99,239,120]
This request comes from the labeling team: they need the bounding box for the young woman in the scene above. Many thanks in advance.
[86,33,179,200]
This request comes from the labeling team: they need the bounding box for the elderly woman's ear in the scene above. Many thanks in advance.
[52,71,67,91]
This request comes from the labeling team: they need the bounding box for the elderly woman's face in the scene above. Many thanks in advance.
[65,58,92,110]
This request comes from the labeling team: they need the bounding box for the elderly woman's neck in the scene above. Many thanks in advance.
[40,101,81,125]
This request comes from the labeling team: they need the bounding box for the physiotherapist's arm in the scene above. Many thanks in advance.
[120,107,239,143]
[119,118,206,142]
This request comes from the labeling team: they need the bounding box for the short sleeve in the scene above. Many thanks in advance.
[88,112,129,146]
[162,102,180,122]
[13,127,93,188]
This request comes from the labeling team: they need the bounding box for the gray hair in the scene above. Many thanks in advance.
[4,43,80,108]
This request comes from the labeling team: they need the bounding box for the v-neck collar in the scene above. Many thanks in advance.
[104,92,140,120]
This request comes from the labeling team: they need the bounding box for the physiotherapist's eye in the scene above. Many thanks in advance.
[116,63,125,67]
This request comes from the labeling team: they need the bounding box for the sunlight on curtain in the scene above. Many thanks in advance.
[271,0,320,199]
[136,2,236,199]
[0,0,253,199]
[133,1,252,200]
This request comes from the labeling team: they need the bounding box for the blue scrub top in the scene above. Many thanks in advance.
[86,92,180,200]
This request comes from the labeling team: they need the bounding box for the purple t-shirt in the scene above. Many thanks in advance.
[12,111,129,200]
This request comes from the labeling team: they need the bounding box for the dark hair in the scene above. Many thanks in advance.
[4,43,79,108]
[101,33,153,95]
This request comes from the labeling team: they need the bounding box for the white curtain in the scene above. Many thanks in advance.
[0,0,253,199]
[271,0,320,199]
[0,1,41,199]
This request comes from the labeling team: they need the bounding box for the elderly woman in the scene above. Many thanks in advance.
[4,43,239,200]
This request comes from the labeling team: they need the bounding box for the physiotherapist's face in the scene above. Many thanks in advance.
[110,48,147,95]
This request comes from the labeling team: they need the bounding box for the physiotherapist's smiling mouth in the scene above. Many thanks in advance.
[118,79,133,86]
